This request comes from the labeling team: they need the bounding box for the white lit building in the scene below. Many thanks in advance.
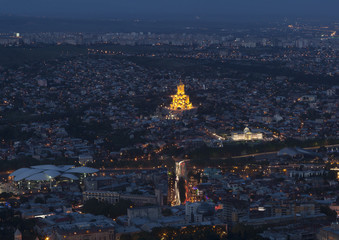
[230,127,263,141]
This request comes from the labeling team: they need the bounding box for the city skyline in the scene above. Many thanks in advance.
[0,1,339,240]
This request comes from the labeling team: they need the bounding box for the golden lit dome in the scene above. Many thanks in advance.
[244,127,251,134]
[169,82,193,111]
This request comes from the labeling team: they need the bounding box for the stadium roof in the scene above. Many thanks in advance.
[277,147,322,157]
[9,165,98,181]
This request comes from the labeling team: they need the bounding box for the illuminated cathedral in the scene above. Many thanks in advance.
[170,82,193,111]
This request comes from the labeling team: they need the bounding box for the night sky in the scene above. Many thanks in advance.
[1,0,339,19]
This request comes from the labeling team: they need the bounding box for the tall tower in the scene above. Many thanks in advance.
[170,82,193,111]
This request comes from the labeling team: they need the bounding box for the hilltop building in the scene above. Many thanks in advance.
[170,82,193,111]
[230,127,263,141]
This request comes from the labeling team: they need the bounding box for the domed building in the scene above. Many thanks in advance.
[230,127,263,141]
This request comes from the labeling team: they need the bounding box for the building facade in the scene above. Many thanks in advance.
[83,191,120,204]
[170,82,193,111]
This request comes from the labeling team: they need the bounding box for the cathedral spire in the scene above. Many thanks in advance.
[170,82,193,111]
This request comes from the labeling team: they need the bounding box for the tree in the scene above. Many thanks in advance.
[161,208,172,217]
[326,171,337,181]
[120,234,132,240]
[0,192,14,200]
[19,196,29,204]
[230,224,266,240]
[34,197,45,204]
[320,205,337,221]
[82,198,134,218]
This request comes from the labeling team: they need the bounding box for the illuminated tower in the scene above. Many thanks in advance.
[170,82,193,111]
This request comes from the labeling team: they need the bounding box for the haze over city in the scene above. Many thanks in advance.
[1,0,339,19]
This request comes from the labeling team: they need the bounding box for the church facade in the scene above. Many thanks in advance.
[170,82,193,111]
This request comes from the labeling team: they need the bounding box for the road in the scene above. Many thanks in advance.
[217,144,339,160]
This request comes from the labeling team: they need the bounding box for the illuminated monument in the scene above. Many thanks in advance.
[231,127,263,141]
[170,82,193,111]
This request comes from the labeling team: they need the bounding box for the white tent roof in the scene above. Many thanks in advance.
[26,173,50,181]
[11,165,98,181]
[14,168,43,181]
[277,148,298,157]
[43,170,61,178]
[10,168,30,177]
[58,165,74,171]
[31,165,64,170]
[61,173,79,180]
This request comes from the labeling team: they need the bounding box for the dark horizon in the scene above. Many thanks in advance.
[1,0,339,20]
[0,13,337,34]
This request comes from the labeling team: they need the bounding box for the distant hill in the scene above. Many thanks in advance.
[0,45,86,67]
